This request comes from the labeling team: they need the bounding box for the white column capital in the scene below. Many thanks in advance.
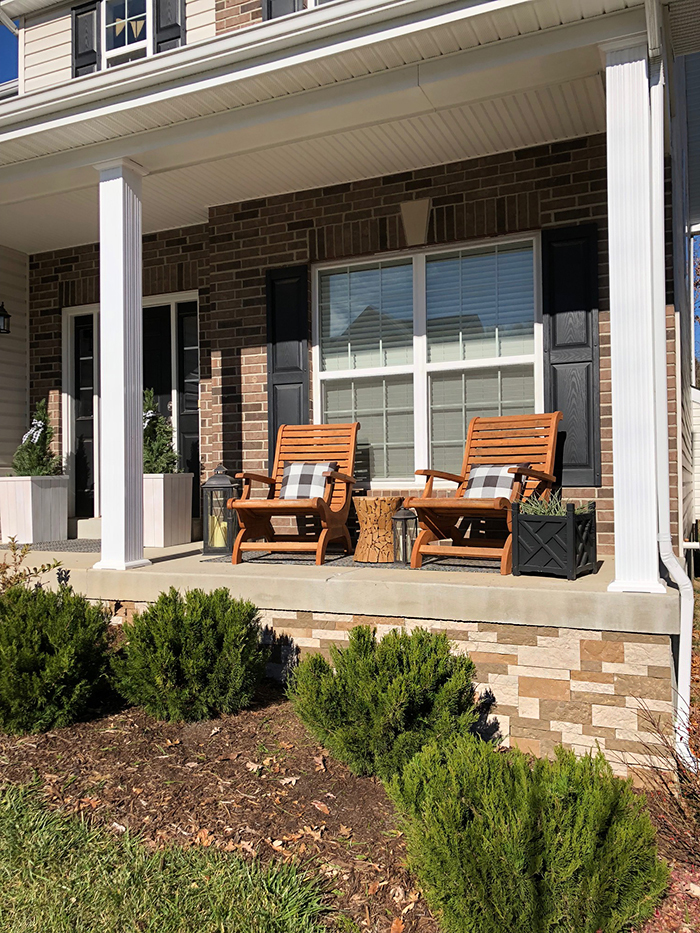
[93,158,149,183]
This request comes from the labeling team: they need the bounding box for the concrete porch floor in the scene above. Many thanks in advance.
[34,545,680,636]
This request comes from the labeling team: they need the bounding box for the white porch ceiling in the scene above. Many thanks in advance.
[0,71,606,253]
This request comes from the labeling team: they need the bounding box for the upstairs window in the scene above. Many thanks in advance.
[262,0,333,19]
[72,0,184,76]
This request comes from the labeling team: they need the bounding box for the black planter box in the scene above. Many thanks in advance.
[512,501,597,580]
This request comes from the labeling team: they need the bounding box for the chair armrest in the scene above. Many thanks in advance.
[324,469,356,485]
[415,468,465,484]
[236,471,275,486]
[508,466,555,484]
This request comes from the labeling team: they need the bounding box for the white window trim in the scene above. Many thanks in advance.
[311,234,544,489]
[102,0,153,70]
[62,291,199,517]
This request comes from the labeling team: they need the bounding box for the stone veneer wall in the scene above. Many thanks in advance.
[105,597,673,780]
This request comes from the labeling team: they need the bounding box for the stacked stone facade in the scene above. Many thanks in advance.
[26,133,682,555]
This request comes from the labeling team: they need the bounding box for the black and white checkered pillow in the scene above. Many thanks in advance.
[279,461,338,500]
[464,464,525,499]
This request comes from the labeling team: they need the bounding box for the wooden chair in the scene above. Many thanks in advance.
[404,412,562,574]
[228,422,359,566]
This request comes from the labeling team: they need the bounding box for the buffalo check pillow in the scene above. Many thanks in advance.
[464,463,529,499]
[279,461,338,500]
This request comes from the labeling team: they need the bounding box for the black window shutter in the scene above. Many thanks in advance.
[154,0,185,53]
[266,265,309,471]
[262,0,304,20]
[542,223,601,487]
[72,1,100,77]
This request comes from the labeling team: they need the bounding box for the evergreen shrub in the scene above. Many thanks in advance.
[115,587,267,721]
[389,735,669,933]
[287,625,479,781]
[0,585,110,734]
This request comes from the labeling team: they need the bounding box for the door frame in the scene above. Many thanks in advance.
[62,290,199,519]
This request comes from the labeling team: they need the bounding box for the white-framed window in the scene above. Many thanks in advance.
[312,236,544,485]
[103,0,151,67]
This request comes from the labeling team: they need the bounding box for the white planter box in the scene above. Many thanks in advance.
[0,475,69,544]
[143,473,193,548]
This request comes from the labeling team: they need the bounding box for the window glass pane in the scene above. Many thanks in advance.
[323,375,414,480]
[319,261,413,371]
[430,366,535,474]
[426,243,534,362]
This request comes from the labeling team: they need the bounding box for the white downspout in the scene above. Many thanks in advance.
[649,54,696,768]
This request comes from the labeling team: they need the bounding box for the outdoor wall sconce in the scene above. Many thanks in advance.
[202,464,239,557]
[0,302,11,335]
[392,505,419,565]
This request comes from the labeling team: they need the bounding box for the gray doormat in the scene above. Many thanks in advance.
[1,539,102,552]
[205,551,500,573]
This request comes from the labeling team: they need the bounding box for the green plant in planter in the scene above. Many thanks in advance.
[143,388,179,474]
[12,399,61,476]
[518,490,590,516]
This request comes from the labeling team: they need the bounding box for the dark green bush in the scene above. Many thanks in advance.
[287,625,479,781]
[115,587,267,721]
[389,735,669,933]
[0,585,110,734]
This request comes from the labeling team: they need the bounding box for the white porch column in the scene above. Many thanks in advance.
[93,159,150,571]
[605,39,664,593]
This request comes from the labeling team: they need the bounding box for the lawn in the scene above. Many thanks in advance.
[0,783,329,933]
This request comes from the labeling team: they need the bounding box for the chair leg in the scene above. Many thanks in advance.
[316,528,330,566]
[231,528,246,565]
[340,526,352,554]
[500,535,513,575]
[411,527,437,569]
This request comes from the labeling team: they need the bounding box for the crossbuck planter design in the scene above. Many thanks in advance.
[511,501,597,581]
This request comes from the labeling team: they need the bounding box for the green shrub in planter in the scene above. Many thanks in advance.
[0,585,110,734]
[389,736,668,933]
[115,588,267,722]
[288,625,479,781]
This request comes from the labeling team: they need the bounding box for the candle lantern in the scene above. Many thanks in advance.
[392,506,418,565]
[0,303,11,335]
[202,465,239,556]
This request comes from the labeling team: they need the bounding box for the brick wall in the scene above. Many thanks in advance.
[27,133,682,555]
[215,0,262,34]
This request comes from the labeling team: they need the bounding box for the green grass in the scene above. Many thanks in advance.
[0,784,329,933]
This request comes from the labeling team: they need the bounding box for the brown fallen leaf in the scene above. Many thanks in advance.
[313,755,326,772]
[238,840,256,855]
[245,761,262,772]
[194,828,212,847]
[280,776,299,786]
[280,741,294,750]
[312,800,330,815]
[390,919,405,933]
[339,824,353,837]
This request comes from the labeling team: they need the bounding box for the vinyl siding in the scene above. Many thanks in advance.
[0,246,28,474]
[187,0,216,43]
[22,7,72,95]
[692,388,700,523]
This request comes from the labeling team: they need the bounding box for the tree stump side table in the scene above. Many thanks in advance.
[353,496,402,563]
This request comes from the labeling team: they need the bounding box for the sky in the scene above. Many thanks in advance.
[0,24,18,83]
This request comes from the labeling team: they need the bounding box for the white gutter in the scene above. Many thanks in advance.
[0,6,17,34]
[649,51,696,768]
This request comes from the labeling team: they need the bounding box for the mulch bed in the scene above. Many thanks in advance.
[1,683,699,931]
[0,684,433,933]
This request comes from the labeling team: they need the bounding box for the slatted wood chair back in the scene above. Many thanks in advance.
[457,412,562,500]
[271,423,359,509]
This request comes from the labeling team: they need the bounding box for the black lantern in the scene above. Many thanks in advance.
[392,506,418,565]
[202,465,239,556]
[0,303,10,335]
